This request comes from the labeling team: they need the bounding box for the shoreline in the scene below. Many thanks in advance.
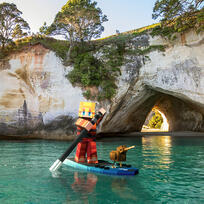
[128,131,204,137]
[99,131,204,137]
[1,131,204,141]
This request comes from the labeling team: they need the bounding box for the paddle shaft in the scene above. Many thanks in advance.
[59,129,88,162]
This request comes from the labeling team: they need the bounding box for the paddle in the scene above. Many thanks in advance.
[49,108,106,172]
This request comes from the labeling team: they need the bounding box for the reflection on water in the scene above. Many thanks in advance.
[111,178,139,202]
[61,172,98,204]
[62,170,145,204]
[0,137,204,203]
[142,136,172,169]
[142,135,171,148]
[72,172,97,197]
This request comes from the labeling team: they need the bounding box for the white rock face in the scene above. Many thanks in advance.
[0,45,86,138]
[141,31,204,105]
[0,30,204,138]
[114,31,204,104]
[104,30,204,133]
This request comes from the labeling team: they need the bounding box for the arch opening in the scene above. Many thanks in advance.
[142,107,169,132]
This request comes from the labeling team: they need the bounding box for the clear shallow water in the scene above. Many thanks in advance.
[0,136,204,204]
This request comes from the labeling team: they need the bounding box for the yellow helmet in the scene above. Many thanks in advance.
[78,102,96,119]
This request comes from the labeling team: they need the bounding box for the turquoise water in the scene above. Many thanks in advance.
[0,136,204,204]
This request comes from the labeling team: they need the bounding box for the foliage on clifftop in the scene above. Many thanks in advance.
[0,24,165,101]
[66,24,166,101]
[0,0,203,102]
[0,35,70,60]
[151,1,204,40]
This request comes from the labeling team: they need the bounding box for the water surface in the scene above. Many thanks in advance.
[0,136,204,204]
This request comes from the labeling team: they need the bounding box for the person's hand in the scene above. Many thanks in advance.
[99,108,106,116]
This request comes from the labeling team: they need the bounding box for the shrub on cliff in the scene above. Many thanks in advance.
[67,49,120,100]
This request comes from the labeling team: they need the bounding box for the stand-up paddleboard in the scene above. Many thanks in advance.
[63,158,139,176]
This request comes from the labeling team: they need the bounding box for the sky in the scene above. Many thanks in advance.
[0,0,158,38]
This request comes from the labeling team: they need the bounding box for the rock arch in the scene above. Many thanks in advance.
[102,86,204,133]
[102,30,204,134]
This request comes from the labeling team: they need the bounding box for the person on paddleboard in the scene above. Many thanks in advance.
[75,102,105,164]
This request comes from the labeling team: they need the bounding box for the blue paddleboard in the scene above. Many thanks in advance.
[63,158,139,176]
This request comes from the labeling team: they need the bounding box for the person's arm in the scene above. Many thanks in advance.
[96,108,106,125]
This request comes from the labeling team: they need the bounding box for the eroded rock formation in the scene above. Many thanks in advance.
[0,44,85,139]
[102,30,204,133]
[0,30,204,139]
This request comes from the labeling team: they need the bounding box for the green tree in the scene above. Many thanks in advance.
[0,3,30,49]
[153,0,203,22]
[152,0,204,33]
[40,0,107,60]
[148,111,163,129]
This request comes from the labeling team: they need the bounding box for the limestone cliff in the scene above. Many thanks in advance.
[0,44,85,139]
[103,30,204,133]
[0,30,204,139]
